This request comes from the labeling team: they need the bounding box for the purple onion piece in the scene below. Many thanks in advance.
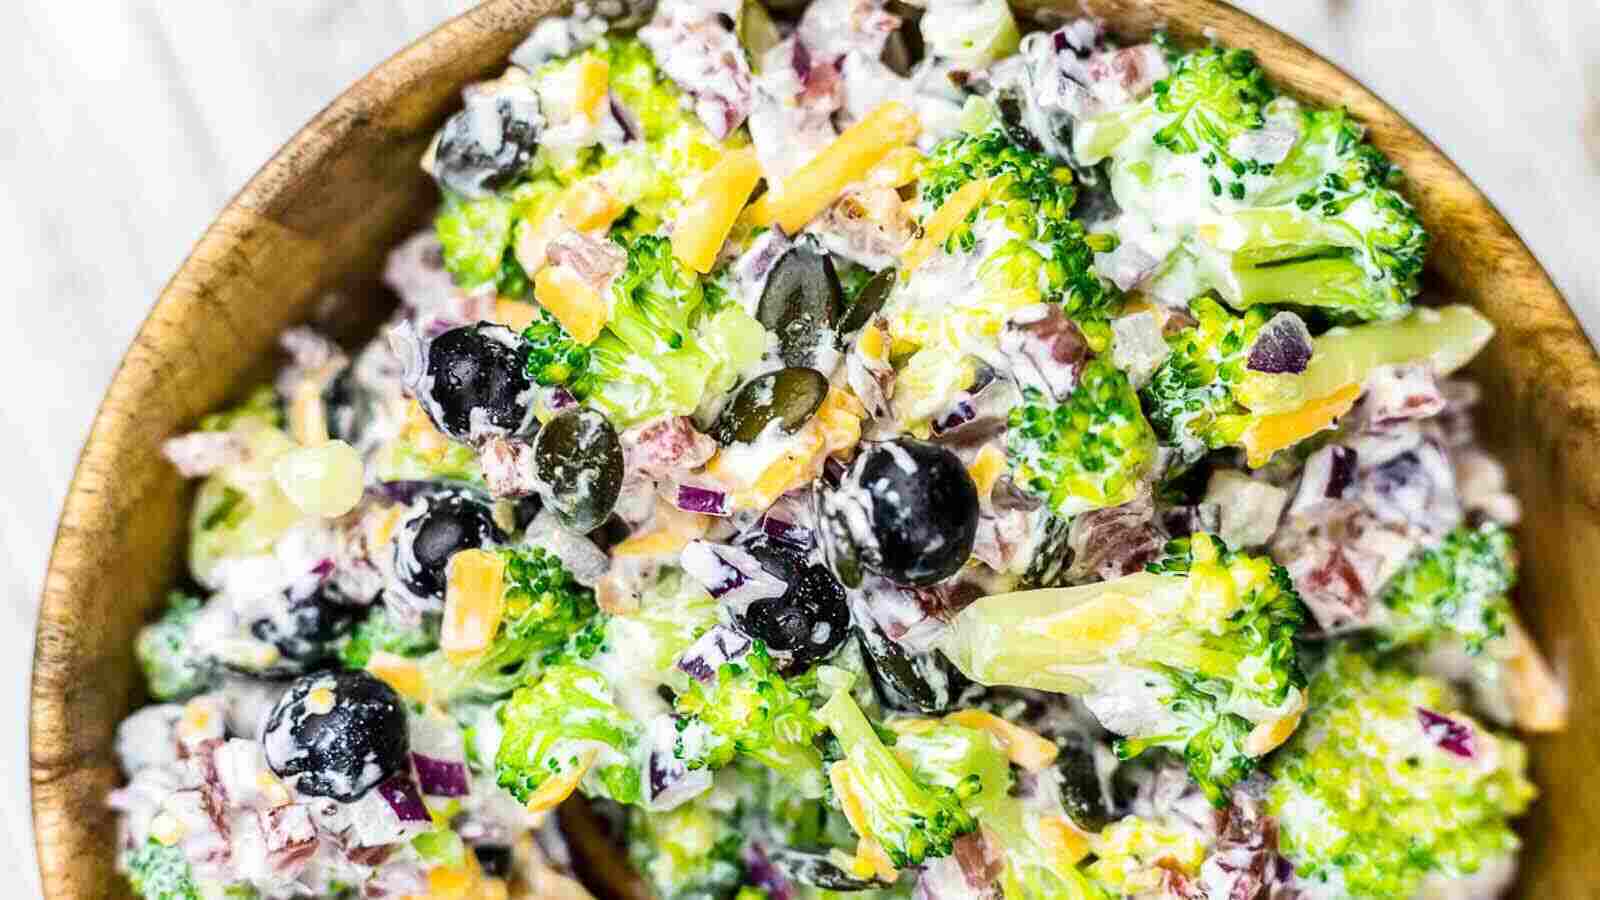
[744,844,796,900]
[412,754,470,798]
[546,386,577,410]
[311,558,335,578]
[643,715,714,811]
[930,399,977,436]
[1246,312,1314,375]
[676,484,732,517]
[676,625,754,684]
[1417,707,1476,759]
[609,91,640,142]
[759,515,815,551]
[377,775,431,822]
[680,540,788,606]
[1325,446,1358,497]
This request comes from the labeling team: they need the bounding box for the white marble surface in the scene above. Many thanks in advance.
[2,2,1596,896]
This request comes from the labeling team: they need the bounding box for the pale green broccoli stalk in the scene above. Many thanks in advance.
[939,533,1307,804]
[424,547,598,701]
[816,691,977,868]
[136,592,213,701]
[1141,295,1272,467]
[1007,358,1158,516]
[198,385,283,433]
[674,643,827,797]
[627,795,746,900]
[918,120,1114,321]
[1378,523,1516,654]
[1266,646,1535,900]
[531,234,767,426]
[338,607,439,670]
[495,663,642,806]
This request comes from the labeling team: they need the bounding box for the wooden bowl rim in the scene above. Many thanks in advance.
[30,0,1596,895]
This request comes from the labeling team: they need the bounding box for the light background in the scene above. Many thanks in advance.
[2,2,1596,896]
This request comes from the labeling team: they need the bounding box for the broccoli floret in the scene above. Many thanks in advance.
[1085,813,1209,897]
[1141,295,1273,467]
[425,546,598,701]
[198,385,284,433]
[1266,646,1535,900]
[627,795,746,900]
[339,607,438,670]
[919,118,1115,320]
[1378,523,1515,654]
[526,234,767,426]
[495,662,642,806]
[1006,358,1159,516]
[436,192,519,288]
[940,533,1307,804]
[816,691,977,868]
[123,840,228,900]
[674,643,826,797]
[135,592,213,701]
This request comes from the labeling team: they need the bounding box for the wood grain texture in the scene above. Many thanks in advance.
[30,1,1600,897]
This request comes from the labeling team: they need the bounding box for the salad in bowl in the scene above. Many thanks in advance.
[110,1,1566,898]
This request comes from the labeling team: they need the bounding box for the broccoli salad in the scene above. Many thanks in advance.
[114,1,1568,898]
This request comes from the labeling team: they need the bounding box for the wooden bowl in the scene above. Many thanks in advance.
[31,1,1600,896]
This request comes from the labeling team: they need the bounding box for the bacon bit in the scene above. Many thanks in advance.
[1505,620,1568,732]
[1038,815,1092,867]
[749,101,921,233]
[494,298,542,332]
[525,748,599,813]
[673,148,764,274]
[902,177,992,272]
[1242,383,1362,468]
[443,549,508,664]
[945,709,1059,772]
[534,265,608,345]
[368,651,431,704]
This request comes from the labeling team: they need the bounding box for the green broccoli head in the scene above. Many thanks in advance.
[135,593,213,702]
[1266,646,1535,900]
[1007,358,1159,516]
[529,233,766,427]
[495,662,642,806]
[1379,523,1516,654]
[918,122,1114,322]
[816,691,977,869]
[674,642,826,797]
[435,191,520,289]
[122,841,257,900]
[1141,295,1272,467]
[427,547,598,702]
[627,795,746,900]
[940,533,1307,805]
[339,606,439,670]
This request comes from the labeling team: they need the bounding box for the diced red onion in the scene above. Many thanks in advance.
[743,844,796,900]
[680,540,789,606]
[930,400,977,436]
[759,515,814,551]
[1289,445,1358,517]
[412,754,470,798]
[377,775,431,822]
[545,386,577,410]
[1417,707,1476,759]
[676,625,753,684]
[609,92,640,142]
[676,484,732,517]
[1246,312,1314,375]
[643,715,713,811]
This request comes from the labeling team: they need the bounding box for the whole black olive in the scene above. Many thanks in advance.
[769,848,891,891]
[423,324,534,441]
[856,620,969,715]
[433,86,542,199]
[473,845,513,878]
[533,406,624,533]
[239,586,362,678]
[712,367,828,445]
[758,247,844,366]
[735,536,850,672]
[395,489,506,601]
[820,439,979,587]
[835,267,894,339]
[262,670,409,802]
